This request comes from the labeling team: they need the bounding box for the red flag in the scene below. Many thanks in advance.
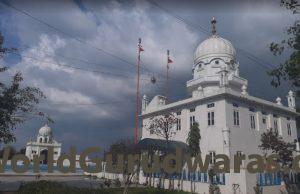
[139,47,144,52]
[168,57,173,64]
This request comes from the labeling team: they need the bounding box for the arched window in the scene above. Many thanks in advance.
[44,138,48,143]
[39,138,42,143]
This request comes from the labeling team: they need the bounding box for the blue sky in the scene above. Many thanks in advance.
[0,0,298,152]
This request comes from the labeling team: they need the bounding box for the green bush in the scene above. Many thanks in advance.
[113,178,121,187]
[18,181,192,194]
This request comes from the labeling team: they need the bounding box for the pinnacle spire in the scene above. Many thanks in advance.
[211,17,217,36]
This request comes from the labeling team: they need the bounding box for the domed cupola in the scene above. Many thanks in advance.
[194,36,236,65]
[37,124,53,143]
[193,17,237,67]
[187,17,248,97]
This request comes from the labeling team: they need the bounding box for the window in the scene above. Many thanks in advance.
[176,111,181,115]
[274,119,278,134]
[233,103,239,107]
[208,112,215,126]
[209,151,216,164]
[39,138,42,143]
[215,60,219,64]
[287,117,291,121]
[262,117,267,124]
[54,151,58,155]
[207,103,215,108]
[190,116,195,128]
[236,151,244,166]
[287,123,291,136]
[249,107,255,112]
[176,119,181,131]
[236,151,243,157]
[190,108,195,112]
[233,110,240,126]
[250,115,256,129]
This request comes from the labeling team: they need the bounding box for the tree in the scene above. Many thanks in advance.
[268,0,300,97]
[139,142,159,188]
[106,139,140,194]
[19,147,26,155]
[146,112,178,189]
[259,129,296,193]
[0,146,16,159]
[187,122,201,157]
[107,139,136,164]
[0,32,48,144]
[146,112,178,145]
[253,183,263,194]
[186,122,201,192]
[208,168,221,194]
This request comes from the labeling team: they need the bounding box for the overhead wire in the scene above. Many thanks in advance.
[1,0,281,88]
[6,50,181,87]
[39,100,136,106]
[0,1,186,85]
[3,42,137,72]
[146,0,278,71]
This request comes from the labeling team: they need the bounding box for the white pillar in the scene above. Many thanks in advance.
[241,85,248,95]
[276,97,282,105]
[296,141,300,152]
[142,94,148,112]
[287,90,296,109]
[222,126,230,156]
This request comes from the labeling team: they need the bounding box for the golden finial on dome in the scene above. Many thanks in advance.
[211,17,217,35]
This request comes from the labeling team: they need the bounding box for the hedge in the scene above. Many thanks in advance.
[18,181,192,194]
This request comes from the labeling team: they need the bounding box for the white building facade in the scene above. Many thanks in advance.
[139,19,299,194]
[25,124,62,164]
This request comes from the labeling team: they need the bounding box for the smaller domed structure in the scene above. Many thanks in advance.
[25,124,62,164]
[37,124,53,143]
[38,124,52,137]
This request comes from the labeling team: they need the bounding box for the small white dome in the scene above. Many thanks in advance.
[194,36,236,64]
[38,124,52,137]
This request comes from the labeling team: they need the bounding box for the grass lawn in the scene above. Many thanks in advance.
[17,181,192,194]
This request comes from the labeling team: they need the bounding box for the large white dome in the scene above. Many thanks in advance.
[194,35,236,64]
[38,124,52,137]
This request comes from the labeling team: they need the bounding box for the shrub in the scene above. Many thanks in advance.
[113,178,121,187]
[18,181,193,194]
[104,179,112,188]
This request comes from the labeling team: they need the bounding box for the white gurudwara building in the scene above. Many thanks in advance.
[139,18,299,194]
[25,124,62,164]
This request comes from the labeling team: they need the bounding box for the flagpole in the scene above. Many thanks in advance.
[166,50,170,103]
[134,38,142,144]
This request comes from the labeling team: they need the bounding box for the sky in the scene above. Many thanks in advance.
[0,0,298,152]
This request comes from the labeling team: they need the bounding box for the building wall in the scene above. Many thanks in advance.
[139,94,298,194]
[142,98,226,150]
[25,143,62,161]
[225,97,297,193]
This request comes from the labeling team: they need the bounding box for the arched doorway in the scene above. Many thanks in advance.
[40,149,48,164]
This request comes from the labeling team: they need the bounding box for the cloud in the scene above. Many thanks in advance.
[0,0,297,150]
